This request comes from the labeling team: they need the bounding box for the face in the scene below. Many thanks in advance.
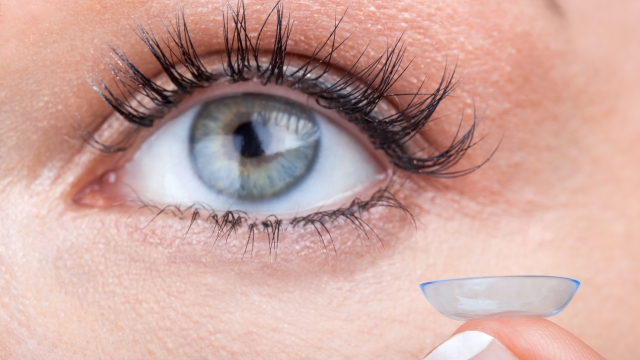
[1,0,639,358]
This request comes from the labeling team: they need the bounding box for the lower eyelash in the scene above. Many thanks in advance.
[125,177,411,261]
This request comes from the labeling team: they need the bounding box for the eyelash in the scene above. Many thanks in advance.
[79,0,479,260]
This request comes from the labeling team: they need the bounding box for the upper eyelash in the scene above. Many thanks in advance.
[86,0,480,177]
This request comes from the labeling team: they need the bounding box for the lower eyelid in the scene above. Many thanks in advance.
[70,160,417,267]
[78,177,416,268]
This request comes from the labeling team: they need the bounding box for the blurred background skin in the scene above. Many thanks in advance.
[1,0,639,358]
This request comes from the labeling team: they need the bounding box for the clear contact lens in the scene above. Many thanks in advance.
[419,276,580,321]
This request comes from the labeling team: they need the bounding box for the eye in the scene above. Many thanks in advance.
[119,91,385,214]
[74,0,475,248]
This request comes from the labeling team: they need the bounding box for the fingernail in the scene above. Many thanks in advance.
[424,331,518,360]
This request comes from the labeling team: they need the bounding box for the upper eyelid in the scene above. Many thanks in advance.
[88,1,479,178]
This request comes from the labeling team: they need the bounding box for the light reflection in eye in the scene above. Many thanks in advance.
[118,92,386,215]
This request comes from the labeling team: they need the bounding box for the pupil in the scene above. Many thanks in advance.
[233,121,268,158]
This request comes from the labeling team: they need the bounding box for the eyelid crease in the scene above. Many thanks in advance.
[84,0,479,178]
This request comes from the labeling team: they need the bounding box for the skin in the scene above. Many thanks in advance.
[0,0,639,358]
[453,318,605,359]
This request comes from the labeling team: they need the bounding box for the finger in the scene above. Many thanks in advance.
[425,317,605,360]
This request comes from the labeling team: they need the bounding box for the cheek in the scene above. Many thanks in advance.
[35,212,417,357]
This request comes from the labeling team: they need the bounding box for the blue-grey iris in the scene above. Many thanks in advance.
[190,94,321,200]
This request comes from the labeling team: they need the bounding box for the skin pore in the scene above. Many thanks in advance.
[1,0,640,358]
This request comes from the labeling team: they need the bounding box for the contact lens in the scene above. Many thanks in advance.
[419,276,580,321]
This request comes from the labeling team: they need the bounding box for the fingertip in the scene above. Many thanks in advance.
[452,317,604,360]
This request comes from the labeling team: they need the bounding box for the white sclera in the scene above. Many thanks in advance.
[121,103,383,215]
[420,276,580,321]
